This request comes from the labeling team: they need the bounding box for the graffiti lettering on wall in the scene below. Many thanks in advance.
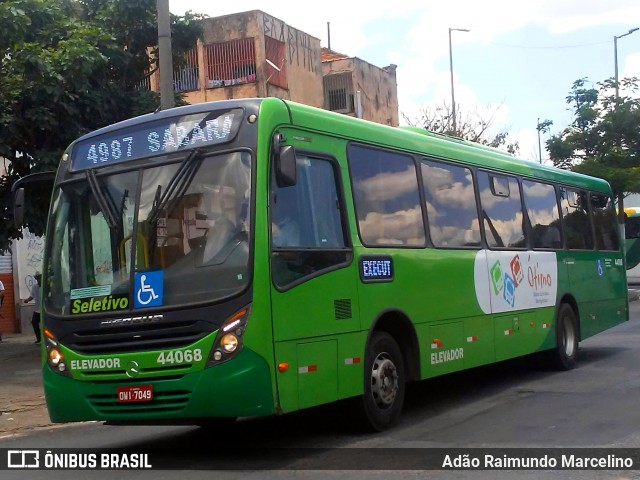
[25,231,43,289]
[27,238,43,269]
[18,229,45,298]
[262,14,316,73]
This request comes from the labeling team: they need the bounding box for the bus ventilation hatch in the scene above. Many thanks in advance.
[334,299,352,320]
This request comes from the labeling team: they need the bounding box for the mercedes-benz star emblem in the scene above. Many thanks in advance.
[126,360,140,378]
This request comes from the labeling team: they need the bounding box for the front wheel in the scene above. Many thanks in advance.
[359,332,405,431]
[548,303,579,370]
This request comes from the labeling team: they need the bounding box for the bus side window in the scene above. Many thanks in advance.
[626,215,640,239]
[522,180,562,249]
[560,188,594,250]
[348,144,425,247]
[590,193,619,251]
[477,171,526,249]
[420,159,481,248]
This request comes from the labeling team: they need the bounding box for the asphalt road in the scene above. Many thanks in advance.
[3,302,640,479]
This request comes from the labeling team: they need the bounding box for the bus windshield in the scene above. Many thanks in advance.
[44,151,252,316]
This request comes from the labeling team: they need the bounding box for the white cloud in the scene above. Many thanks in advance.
[356,165,419,203]
[543,2,640,34]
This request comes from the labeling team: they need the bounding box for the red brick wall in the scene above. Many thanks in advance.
[0,272,17,334]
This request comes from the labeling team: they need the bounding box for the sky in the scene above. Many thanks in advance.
[169,0,640,163]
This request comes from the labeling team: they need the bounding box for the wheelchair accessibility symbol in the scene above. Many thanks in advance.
[134,271,163,308]
[596,259,604,278]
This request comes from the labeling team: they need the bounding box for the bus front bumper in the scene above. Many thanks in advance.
[43,348,275,423]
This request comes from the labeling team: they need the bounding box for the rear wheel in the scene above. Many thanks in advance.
[359,332,405,431]
[548,303,579,370]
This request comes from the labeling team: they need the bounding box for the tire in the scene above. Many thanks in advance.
[548,303,579,370]
[359,332,406,431]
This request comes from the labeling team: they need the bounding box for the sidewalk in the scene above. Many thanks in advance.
[0,331,51,438]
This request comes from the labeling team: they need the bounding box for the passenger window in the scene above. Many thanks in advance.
[349,144,425,247]
[591,193,620,251]
[522,180,562,249]
[559,188,594,250]
[271,154,350,288]
[626,215,640,239]
[420,159,480,248]
[477,172,526,249]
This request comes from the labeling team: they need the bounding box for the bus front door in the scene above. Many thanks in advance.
[269,150,359,413]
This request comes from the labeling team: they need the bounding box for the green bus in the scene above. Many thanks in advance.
[624,207,640,272]
[20,98,628,431]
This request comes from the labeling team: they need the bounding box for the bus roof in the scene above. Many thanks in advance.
[280,99,612,194]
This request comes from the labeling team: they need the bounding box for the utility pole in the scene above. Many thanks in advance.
[537,117,542,164]
[448,28,469,134]
[536,119,552,165]
[157,0,174,110]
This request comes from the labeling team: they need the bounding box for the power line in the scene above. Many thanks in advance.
[490,40,610,50]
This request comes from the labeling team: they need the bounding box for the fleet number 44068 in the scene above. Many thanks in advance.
[157,349,202,365]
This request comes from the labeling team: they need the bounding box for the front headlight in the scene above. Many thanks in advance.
[220,334,239,353]
[44,329,71,377]
[207,306,250,367]
[49,348,63,365]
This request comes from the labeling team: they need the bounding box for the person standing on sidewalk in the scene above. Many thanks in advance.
[23,273,42,344]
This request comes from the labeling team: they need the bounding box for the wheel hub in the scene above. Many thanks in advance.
[370,352,399,408]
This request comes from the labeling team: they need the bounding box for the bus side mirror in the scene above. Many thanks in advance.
[13,187,25,227]
[275,145,297,187]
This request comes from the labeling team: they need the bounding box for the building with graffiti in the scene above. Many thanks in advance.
[149,10,399,126]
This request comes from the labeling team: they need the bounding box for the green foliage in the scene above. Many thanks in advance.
[0,0,203,249]
[547,76,640,218]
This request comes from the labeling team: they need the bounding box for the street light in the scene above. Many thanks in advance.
[614,27,639,100]
[613,27,638,226]
[449,27,470,134]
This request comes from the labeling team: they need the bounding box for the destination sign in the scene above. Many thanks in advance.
[71,108,242,171]
[359,255,394,283]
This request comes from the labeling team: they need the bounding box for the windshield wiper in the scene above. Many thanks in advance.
[148,149,204,225]
[86,170,119,229]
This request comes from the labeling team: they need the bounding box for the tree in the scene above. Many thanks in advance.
[547,77,640,222]
[402,102,520,154]
[0,0,203,250]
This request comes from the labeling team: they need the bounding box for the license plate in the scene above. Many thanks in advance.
[116,385,153,403]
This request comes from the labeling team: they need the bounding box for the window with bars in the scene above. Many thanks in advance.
[136,74,152,92]
[204,38,257,88]
[323,73,354,113]
[265,36,287,88]
[174,48,199,92]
